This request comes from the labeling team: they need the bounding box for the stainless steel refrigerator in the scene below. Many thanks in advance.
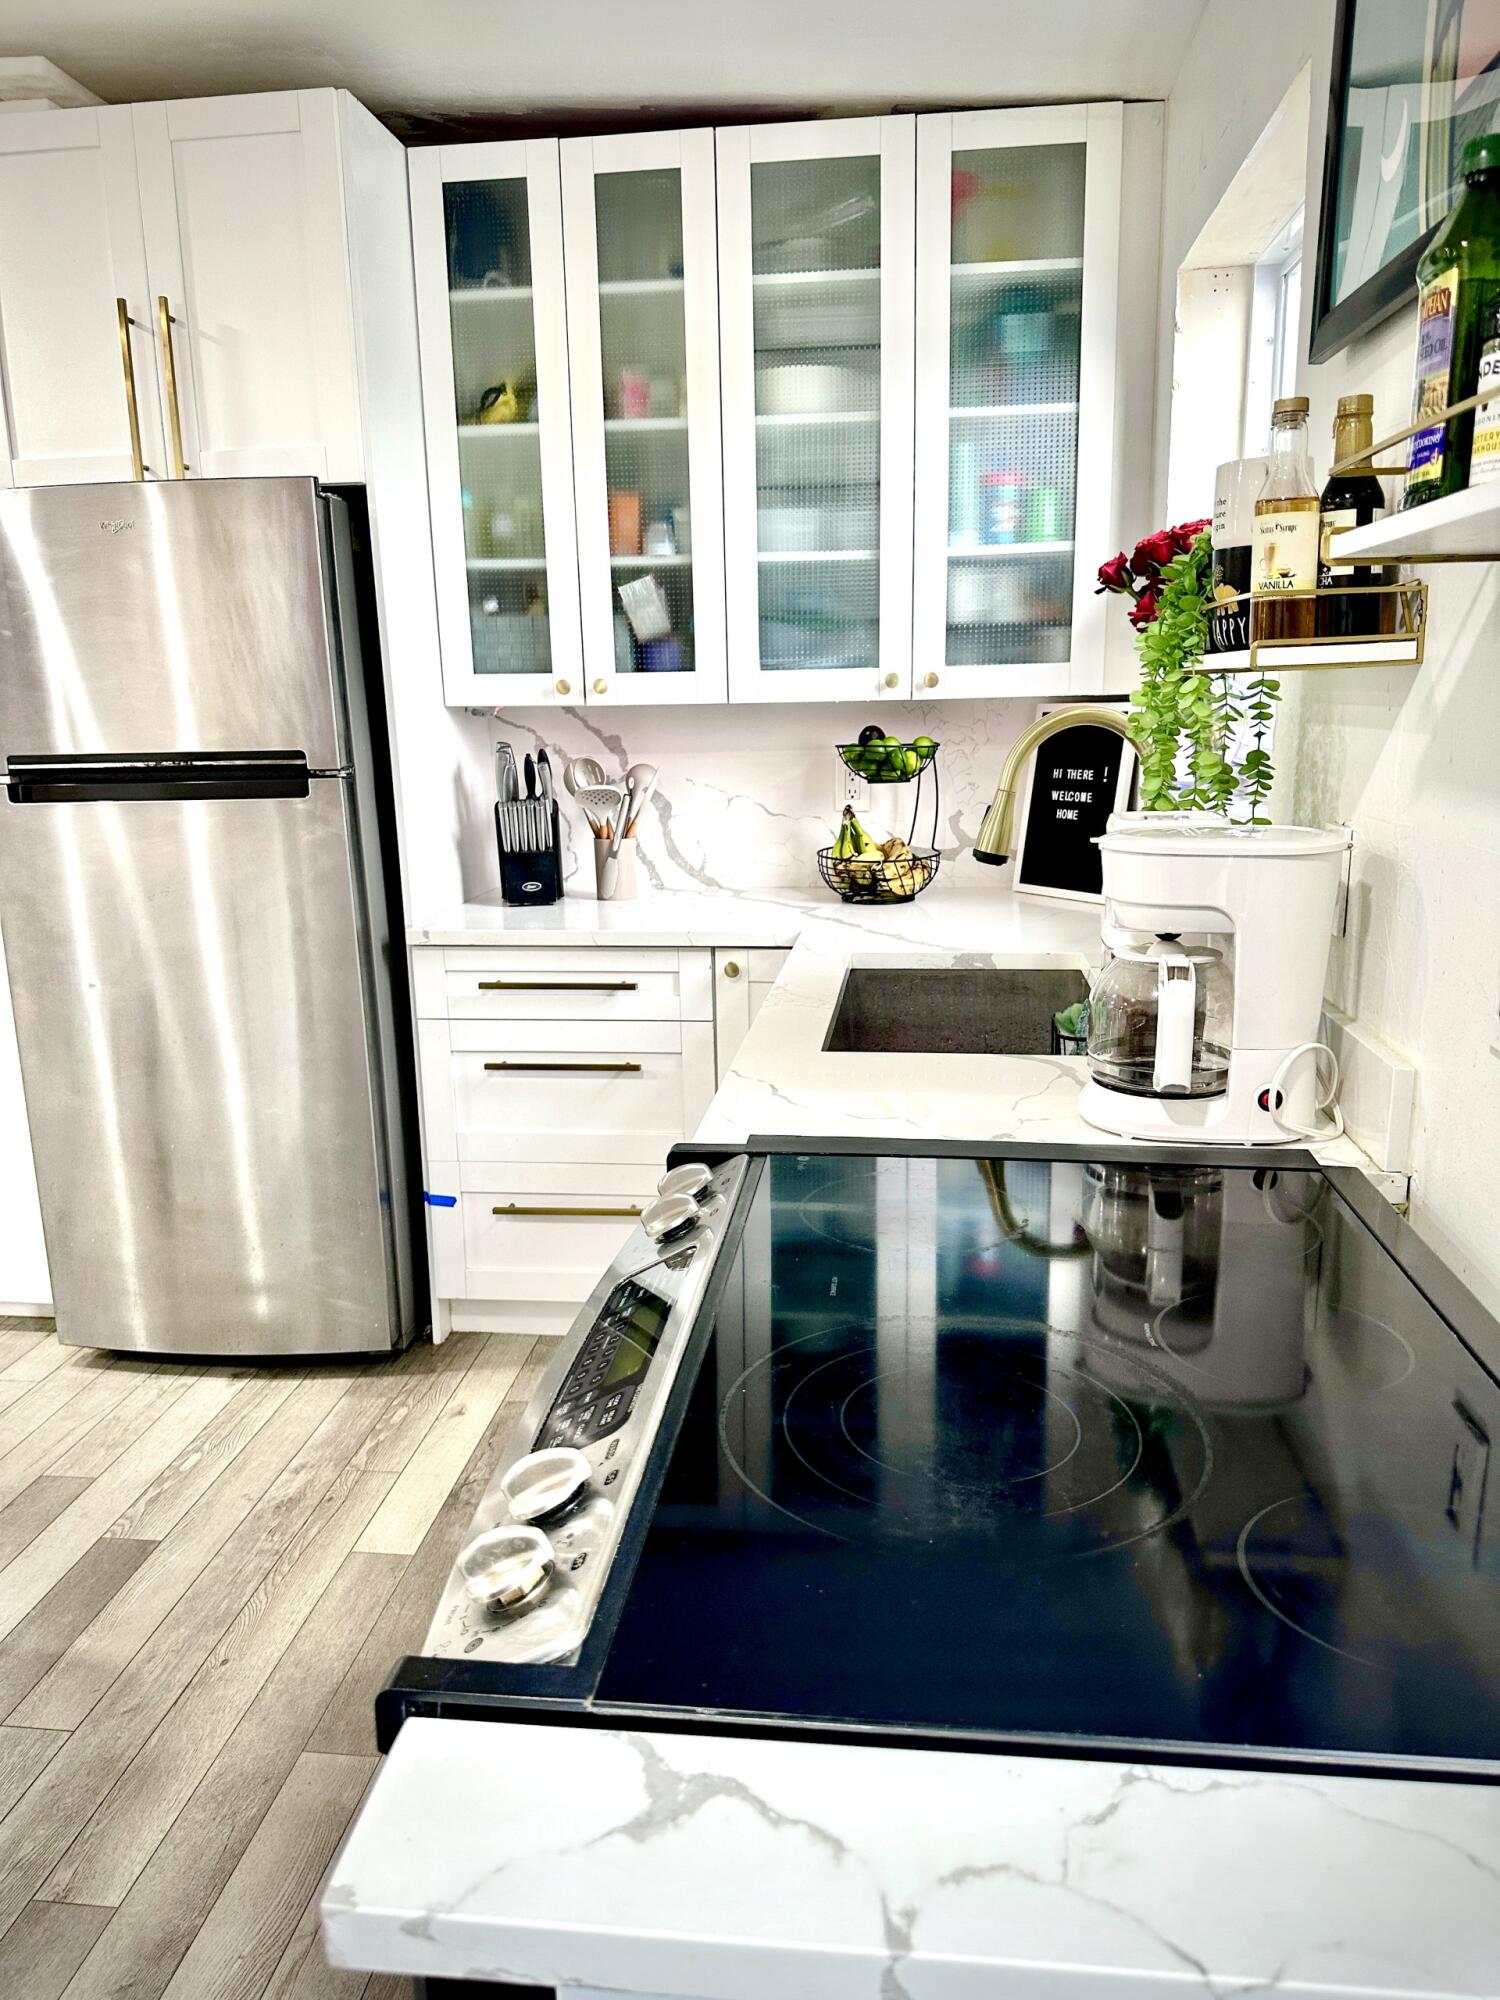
[0,478,417,1357]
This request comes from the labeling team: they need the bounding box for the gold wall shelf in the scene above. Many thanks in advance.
[1206,579,1426,674]
[1329,380,1500,562]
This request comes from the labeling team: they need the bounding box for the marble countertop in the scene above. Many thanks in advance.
[410,884,1380,1175]
[322,1717,1500,1998]
[408,881,1081,951]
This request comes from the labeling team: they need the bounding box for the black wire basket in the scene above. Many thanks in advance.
[817,844,941,903]
[836,738,940,784]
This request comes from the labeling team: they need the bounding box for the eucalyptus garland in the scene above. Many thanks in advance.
[1096,524,1278,822]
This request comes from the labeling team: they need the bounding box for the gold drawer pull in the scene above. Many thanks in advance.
[492,1202,643,1219]
[482,1060,642,1073]
[476,979,638,992]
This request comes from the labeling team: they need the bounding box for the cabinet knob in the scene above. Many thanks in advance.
[555,679,572,697]
[883,673,899,690]
[593,678,608,695]
[923,672,940,689]
[723,960,742,980]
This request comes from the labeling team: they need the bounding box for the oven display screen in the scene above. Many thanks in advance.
[604,1284,670,1381]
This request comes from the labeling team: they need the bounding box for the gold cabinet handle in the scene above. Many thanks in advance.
[923,671,940,689]
[482,1059,642,1073]
[883,673,900,689]
[157,297,187,478]
[116,300,147,481]
[722,960,741,979]
[477,979,638,993]
[492,1202,643,1218]
[592,678,608,695]
[555,679,572,697]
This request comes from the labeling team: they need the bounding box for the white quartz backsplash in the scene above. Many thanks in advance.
[485,697,1045,897]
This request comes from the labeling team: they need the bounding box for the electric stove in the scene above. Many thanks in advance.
[382,1141,1500,1781]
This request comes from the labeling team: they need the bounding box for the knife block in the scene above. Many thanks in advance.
[495,800,562,906]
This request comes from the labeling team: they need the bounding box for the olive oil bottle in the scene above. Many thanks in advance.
[1318,394,1395,636]
[1402,133,1500,510]
[1253,397,1319,643]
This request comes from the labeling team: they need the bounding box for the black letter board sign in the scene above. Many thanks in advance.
[1013,706,1136,903]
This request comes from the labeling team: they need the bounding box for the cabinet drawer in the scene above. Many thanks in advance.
[461,1188,643,1304]
[412,947,712,1021]
[442,966,689,1023]
[438,1021,716,1165]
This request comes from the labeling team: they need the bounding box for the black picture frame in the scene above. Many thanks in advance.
[1310,0,1435,363]
[1309,0,1500,363]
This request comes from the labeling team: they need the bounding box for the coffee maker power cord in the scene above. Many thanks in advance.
[1267,1041,1345,1142]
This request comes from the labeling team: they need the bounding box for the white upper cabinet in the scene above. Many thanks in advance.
[560,129,726,707]
[912,104,1122,699]
[0,89,385,490]
[131,92,366,481]
[0,106,164,486]
[717,117,916,706]
[410,140,584,708]
[409,101,1148,709]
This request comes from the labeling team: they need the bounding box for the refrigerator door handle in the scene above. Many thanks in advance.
[5,752,312,804]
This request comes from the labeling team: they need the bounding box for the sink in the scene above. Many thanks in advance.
[822,965,1089,1057]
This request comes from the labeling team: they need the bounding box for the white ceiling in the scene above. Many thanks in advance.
[3,0,1208,131]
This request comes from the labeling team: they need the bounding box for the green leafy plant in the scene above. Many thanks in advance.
[1096,523,1279,822]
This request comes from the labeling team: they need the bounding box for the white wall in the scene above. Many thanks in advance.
[1161,0,1500,1301]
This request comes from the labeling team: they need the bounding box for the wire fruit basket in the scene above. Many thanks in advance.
[837,737,939,783]
[817,844,941,903]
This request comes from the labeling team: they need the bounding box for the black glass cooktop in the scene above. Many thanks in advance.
[593,1152,1500,1775]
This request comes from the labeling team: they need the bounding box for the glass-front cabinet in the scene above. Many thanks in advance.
[560,130,726,705]
[410,107,1132,708]
[410,140,584,706]
[717,117,915,705]
[913,105,1122,699]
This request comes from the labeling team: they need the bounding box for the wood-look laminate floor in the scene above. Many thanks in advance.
[0,1312,547,2000]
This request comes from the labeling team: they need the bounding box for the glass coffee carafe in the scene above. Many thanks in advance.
[1086,936,1232,1099]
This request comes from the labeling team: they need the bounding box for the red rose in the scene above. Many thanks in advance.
[1171,517,1211,551]
[1128,582,1161,628]
[1131,529,1178,577]
[1095,551,1133,594]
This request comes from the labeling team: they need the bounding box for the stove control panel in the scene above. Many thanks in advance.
[423,1154,746,1667]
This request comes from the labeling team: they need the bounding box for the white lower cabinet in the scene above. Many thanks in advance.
[713,948,789,1079]
[415,943,729,1336]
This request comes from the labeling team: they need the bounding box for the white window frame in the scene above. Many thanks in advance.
[1242,205,1304,457]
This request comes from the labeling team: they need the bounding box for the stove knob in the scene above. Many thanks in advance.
[458,1524,555,1614]
[640,1191,699,1245]
[656,1162,713,1204]
[498,1446,591,1525]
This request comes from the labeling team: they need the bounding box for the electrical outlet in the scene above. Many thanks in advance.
[835,762,870,815]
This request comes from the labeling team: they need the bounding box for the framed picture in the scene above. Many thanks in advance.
[1012,703,1137,905]
[1312,0,1500,362]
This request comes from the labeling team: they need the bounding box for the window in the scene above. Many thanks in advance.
[1243,206,1304,456]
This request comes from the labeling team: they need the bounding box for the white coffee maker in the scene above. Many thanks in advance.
[1077,819,1351,1146]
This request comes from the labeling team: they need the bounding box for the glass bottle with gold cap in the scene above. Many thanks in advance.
[1252,396,1319,643]
[1318,393,1395,637]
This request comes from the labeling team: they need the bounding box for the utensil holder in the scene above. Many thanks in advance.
[594,836,637,901]
[496,799,562,906]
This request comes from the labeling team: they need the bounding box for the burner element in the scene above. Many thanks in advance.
[718,1321,1214,1562]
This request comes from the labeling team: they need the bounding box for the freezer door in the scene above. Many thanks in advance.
[0,479,344,767]
[0,774,402,1355]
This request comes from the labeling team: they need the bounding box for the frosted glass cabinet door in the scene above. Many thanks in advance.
[561,130,725,706]
[411,140,583,707]
[718,118,915,705]
[913,105,1122,699]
